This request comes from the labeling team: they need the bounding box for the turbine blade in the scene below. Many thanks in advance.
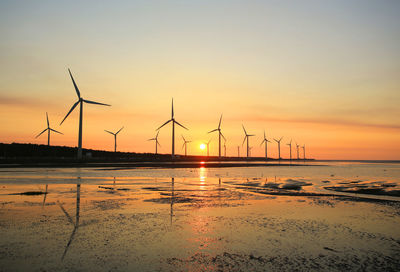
[60,100,80,125]
[50,128,63,135]
[156,119,172,130]
[208,128,218,134]
[174,120,188,130]
[148,138,156,141]
[242,125,247,135]
[156,130,160,138]
[182,135,186,142]
[218,114,222,129]
[116,126,124,134]
[260,139,265,146]
[280,136,283,142]
[35,128,48,138]
[220,132,226,141]
[83,99,110,106]
[273,138,278,142]
[171,98,174,119]
[157,140,161,147]
[104,130,114,135]
[242,135,246,146]
[46,112,49,127]
[248,134,255,137]
[68,69,81,99]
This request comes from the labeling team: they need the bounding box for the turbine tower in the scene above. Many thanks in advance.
[156,98,188,158]
[223,139,227,157]
[104,126,124,152]
[242,125,255,158]
[260,130,271,160]
[237,146,240,157]
[296,142,300,160]
[273,137,283,160]
[287,139,292,160]
[148,130,161,154]
[181,135,192,156]
[302,144,306,160]
[60,69,111,159]
[36,112,63,146]
[208,114,225,158]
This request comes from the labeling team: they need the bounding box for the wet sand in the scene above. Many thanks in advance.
[0,163,399,271]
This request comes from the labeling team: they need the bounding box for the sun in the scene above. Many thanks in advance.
[200,143,206,150]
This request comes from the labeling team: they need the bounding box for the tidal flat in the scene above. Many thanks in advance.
[0,162,399,271]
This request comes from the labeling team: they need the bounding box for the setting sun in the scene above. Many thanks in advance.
[200,144,206,150]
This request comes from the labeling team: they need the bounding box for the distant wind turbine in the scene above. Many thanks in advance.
[36,112,63,146]
[203,138,212,157]
[223,139,227,157]
[104,126,124,152]
[273,137,283,160]
[148,130,161,154]
[242,125,255,158]
[208,114,226,158]
[237,146,240,157]
[260,130,271,160]
[181,135,192,156]
[296,142,300,160]
[60,69,111,159]
[302,144,306,160]
[157,98,188,158]
[287,139,292,160]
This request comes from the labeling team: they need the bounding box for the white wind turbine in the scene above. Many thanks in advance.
[287,139,292,160]
[273,137,283,160]
[36,112,63,145]
[104,126,124,152]
[181,135,192,156]
[208,114,225,158]
[148,130,161,154]
[302,144,306,160]
[260,130,271,160]
[296,142,300,160]
[60,69,111,159]
[242,125,255,158]
[156,98,188,158]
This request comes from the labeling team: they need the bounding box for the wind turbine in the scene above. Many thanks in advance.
[148,130,161,154]
[208,114,226,158]
[36,112,63,145]
[287,139,292,160]
[203,138,212,157]
[273,137,283,160]
[237,146,240,157]
[260,130,271,160]
[296,142,300,160]
[181,135,192,156]
[60,69,111,159]
[157,98,188,158]
[302,144,306,160]
[223,139,227,157]
[242,125,255,158]
[104,126,124,152]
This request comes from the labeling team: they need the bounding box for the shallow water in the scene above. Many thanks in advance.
[0,162,399,271]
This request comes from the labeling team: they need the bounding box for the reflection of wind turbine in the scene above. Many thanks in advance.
[208,114,225,158]
[104,126,124,152]
[260,130,271,160]
[59,182,81,260]
[181,135,192,156]
[36,112,63,146]
[242,125,255,158]
[42,184,48,207]
[274,137,283,160]
[60,69,111,159]
[296,142,300,160]
[287,139,292,160]
[157,98,188,158]
[170,177,174,225]
[148,130,161,154]
[302,144,306,160]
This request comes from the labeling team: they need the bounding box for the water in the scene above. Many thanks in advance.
[0,162,399,271]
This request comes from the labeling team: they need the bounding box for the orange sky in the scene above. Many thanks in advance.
[0,1,399,160]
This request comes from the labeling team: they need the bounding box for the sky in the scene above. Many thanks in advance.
[0,0,399,160]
